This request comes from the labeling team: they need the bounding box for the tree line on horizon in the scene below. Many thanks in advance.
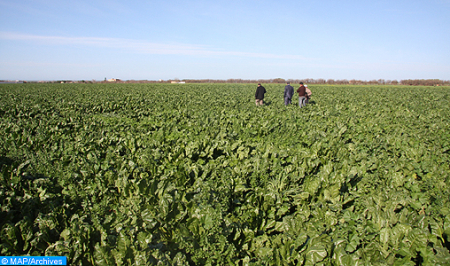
[10,78,450,86]
[123,78,449,86]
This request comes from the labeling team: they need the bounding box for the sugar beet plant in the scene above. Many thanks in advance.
[1,83,450,265]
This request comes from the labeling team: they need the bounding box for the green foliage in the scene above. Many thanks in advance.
[1,83,449,265]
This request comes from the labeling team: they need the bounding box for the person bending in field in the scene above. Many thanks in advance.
[255,83,267,106]
[305,84,312,104]
[297,82,307,107]
[284,82,294,106]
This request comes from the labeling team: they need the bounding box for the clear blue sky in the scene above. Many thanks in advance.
[1,0,449,81]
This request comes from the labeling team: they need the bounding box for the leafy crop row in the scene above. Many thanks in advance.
[1,83,449,265]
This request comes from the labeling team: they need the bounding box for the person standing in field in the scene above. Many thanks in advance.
[284,82,294,106]
[297,82,307,107]
[305,84,312,104]
[255,83,266,106]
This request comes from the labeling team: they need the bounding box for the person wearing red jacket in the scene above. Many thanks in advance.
[296,82,307,107]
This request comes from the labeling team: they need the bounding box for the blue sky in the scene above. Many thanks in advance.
[1,0,449,81]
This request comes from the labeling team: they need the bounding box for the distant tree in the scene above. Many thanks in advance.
[316,79,326,84]
[273,78,286,83]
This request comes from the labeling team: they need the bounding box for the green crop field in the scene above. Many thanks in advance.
[1,83,449,265]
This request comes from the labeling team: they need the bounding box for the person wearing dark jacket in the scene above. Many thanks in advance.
[296,82,307,107]
[284,82,294,106]
[255,83,266,106]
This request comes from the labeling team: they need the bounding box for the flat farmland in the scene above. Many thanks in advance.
[1,83,449,265]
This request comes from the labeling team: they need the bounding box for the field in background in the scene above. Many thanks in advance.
[1,83,449,265]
